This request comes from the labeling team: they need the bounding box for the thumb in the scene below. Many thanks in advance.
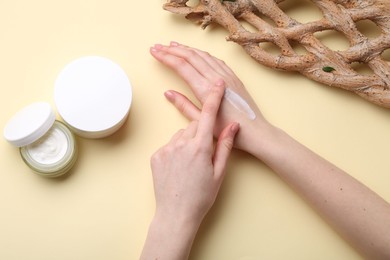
[213,122,240,181]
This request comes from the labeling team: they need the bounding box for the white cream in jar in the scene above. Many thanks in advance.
[4,56,131,177]
[4,102,77,177]
[25,125,69,165]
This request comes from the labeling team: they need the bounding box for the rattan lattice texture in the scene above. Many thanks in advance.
[163,0,390,108]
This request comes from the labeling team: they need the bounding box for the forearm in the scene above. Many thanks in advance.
[140,213,200,260]
[149,41,390,258]
[247,122,390,259]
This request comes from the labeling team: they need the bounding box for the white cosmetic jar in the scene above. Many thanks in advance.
[4,102,77,177]
[54,56,132,138]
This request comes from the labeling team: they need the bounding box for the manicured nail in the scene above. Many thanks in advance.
[215,79,225,87]
[170,41,179,46]
[151,44,164,53]
[164,90,175,102]
[154,44,163,50]
[231,123,240,134]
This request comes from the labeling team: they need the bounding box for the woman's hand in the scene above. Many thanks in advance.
[150,42,275,155]
[151,84,239,225]
[145,42,390,260]
[141,84,239,260]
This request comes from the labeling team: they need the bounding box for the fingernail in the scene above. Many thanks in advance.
[170,41,179,46]
[231,123,240,134]
[215,79,225,88]
[150,44,163,53]
[164,90,175,102]
[154,44,163,50]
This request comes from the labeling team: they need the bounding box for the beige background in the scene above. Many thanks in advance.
[0,1,389,259]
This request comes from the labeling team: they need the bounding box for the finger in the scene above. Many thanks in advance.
[196,82,225,142]
[181,120,199,139]
[168,128,185,144]
[189,46,243,90]
[213,122,240,180]
[170,41,228,78]
[150,44,209,99]
[174,42,234,77]
[169,42,244,99]
[152,43,226,103]
[162,42,223,82]
[164,90,201,121]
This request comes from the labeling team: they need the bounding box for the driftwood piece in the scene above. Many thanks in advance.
[163,0,390,108]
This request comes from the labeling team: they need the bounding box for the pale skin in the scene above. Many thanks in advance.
[141,82,240,260]
[140,42,390,260]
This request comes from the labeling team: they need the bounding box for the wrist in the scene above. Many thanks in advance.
[141,212,201,260]
[152,209,202,237]
[236,119,282,158]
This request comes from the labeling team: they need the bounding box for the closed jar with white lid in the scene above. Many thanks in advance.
[54,56,132,138]
[4,102,77,177]
[4,56,131,177]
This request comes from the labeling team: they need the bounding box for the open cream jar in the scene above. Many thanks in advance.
[4,56,132,177]
[4,102,77,177]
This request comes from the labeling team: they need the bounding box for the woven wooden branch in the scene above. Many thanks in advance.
[163,0,390,108]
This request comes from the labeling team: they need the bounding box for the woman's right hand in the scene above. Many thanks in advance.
[150,41,277,154]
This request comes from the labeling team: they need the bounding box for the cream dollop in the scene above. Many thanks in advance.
[224,88,256,120]
[26,126,69,165]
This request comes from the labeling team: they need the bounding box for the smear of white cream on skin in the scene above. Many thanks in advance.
[224,88,256,120]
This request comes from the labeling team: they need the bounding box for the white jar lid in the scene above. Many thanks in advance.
[54,56,132,138]
[3,102,56,147]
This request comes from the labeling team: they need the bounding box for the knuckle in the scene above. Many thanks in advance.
[174,139,187,150]
[172,57,188,68]
[150,150,162,166]
[198,145,211,155]
[163,144,175,155]
[194,140,211,154]
[178,100,188,114]
[187,49,198,58]
[218,58,226,65]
